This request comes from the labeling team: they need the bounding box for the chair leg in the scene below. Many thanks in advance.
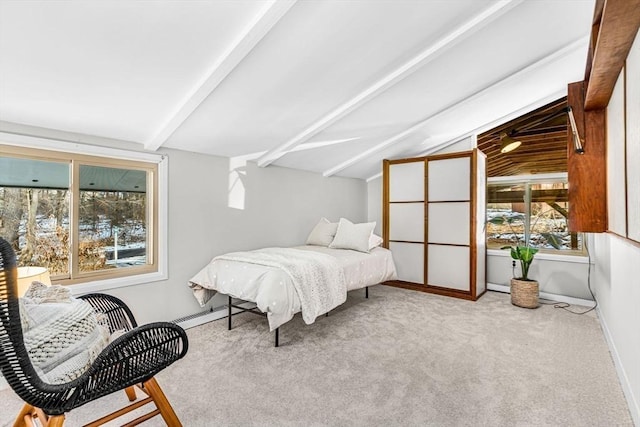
[13,404,34,427]
[13,405,65,427]
[143,377,182,427]
[47,415,66,427]
[125,385,137,402]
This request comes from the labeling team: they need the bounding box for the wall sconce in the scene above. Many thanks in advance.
[499,132,522,153]
[16,266,51,297]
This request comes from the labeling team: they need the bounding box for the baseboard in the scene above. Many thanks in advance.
[174,301,256,330]
[597,306,640,426]
[487,283,596,307]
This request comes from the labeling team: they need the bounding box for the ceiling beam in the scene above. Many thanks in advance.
[144,0,297,151]
[255,0,522,168]
[583,0,640,109]
[327,37,587,178]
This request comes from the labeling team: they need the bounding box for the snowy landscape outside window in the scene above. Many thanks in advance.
[0,148,158,285]
[486,177,584,255]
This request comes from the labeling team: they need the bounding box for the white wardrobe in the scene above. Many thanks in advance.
[382,149,486,300]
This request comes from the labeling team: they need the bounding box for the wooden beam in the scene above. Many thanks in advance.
[584,0,640,110]
[488,189,568,203]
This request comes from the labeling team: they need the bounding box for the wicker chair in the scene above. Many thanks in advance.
[0,237,189,426]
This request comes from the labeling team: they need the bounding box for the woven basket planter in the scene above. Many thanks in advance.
[510,278,539,309]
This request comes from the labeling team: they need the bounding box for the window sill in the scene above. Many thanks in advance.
[68,270,168,295]
[487,248,589,264]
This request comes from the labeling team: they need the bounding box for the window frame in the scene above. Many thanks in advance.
[0,132,168,293]
[487,172,586,257]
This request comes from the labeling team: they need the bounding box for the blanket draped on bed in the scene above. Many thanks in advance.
[215,248,346,324]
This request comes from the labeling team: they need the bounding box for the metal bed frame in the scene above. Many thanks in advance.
[227,286,369,347]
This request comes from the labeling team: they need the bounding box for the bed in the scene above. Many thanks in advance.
[188,244,397,346]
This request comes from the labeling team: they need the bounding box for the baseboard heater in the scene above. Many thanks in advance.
[173,301,256,330]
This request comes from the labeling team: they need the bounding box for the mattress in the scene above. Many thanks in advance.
[188,245,397,330]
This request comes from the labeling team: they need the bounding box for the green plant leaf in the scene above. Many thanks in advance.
[541,232,564,250]
[518,246,538,263]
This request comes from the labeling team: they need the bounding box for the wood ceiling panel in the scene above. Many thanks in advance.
[478,97,568,177]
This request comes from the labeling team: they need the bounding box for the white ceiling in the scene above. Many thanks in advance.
[0,0,595,180]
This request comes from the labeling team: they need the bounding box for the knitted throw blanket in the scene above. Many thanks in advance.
[20,282,110,384]
[216,247,347,324]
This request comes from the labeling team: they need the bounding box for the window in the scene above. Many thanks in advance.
[486,174,584,255]
[0,142,165,287]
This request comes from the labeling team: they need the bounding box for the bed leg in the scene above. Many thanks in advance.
[275,328,279,347]
[325,312,329,317]
[228,295,232,330]
[366,286,369,299]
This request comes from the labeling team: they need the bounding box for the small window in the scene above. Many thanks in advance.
[486,175,584,255]
[0,145,160,286]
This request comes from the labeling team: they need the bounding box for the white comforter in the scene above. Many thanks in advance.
[188,245,397,330]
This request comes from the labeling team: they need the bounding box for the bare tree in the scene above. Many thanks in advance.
[0,188,24,249]
[21,189,39,263]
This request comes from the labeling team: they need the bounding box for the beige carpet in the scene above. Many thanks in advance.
[0,286,633,426]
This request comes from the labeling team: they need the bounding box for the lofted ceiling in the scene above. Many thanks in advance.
[478,97,569,177]
[0,0,595,180]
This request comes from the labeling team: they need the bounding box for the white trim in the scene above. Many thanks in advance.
[488,172,568,184]
[1,132,169,293]
[597,306,640,426]
[487,249,588,264]
[0,132,163,163]
[487,283,596,307]
[70,271,168,295]
[366,172,382,183]
[458,89,567,142]
[257,0,522,168]
[322,36,588,177]
[145,0,297,151]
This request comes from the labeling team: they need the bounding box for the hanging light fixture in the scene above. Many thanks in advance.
[499,132,522,153]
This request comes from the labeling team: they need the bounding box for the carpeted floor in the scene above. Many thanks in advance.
[0,286,633,426]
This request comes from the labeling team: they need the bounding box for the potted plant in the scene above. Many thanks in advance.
[502,245,539,308]
[488,212,549,309]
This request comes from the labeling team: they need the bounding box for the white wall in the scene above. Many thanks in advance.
[487,250,593,299]
[0,123,367,324]
[367,177,383,236]
[592,234,640,424]
[108,149,367,323]
[589,30,640,424]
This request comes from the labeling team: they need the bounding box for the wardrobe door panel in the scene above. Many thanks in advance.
[389,203,424,242]
[428,157,470,201]
[428,202,469,245]
[389,162,424,202]
[427,245,470,291]
[389,242,424,284]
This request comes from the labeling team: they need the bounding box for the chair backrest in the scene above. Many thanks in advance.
[0,237,50,402]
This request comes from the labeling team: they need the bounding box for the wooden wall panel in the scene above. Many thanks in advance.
[567,81,608,232]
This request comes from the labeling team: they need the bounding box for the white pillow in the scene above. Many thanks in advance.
[369,233,384,250]
[329,218,376,253]
[306,217,338,246]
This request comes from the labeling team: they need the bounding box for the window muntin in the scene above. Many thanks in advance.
[0,147,158,285]
[487,177,583,254]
